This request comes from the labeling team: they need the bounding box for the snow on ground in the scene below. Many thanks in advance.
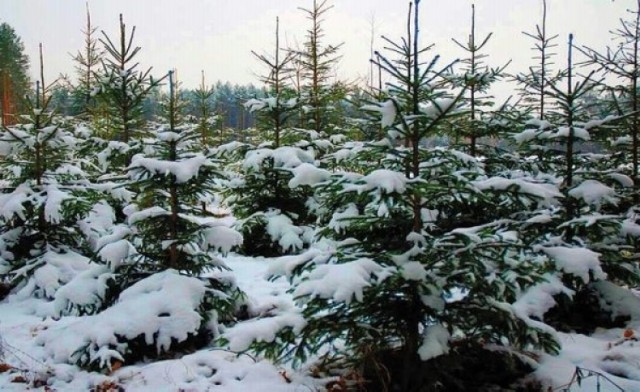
[1,254,640,391]
[0,255,320,391]
[535,329,640,391]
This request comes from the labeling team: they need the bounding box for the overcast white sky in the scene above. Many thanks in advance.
[0,0,632,94]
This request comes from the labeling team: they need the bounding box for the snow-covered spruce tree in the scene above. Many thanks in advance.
[113,70,243,281]
[512,35,640,332]
[72,14,163,234]
[224,18,318,257]
[228,2,560,390]
[0,49,95,299]
[579,0,640,198]
[44,71,246,373]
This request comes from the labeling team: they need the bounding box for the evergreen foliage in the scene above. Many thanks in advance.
[94,14,161,146]
[291,0,345,134]
[239,3,563,391]
[223,19,319,257]
[3,1,640,390]
[0,56,94,298]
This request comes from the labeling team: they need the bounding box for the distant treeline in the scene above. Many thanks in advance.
[50,80,261,130]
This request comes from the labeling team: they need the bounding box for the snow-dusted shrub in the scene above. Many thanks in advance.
[222,144,318,256]
[38,270,237,372]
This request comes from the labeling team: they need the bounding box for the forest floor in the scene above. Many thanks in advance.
[1,254,640,391]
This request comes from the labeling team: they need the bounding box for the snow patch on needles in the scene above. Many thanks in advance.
[539,246,606,283]
[224,307,307,352]
[243,147,314,171]
[343,169,408,194]
[362,99,397,128]
[418,324,450,361]
[202,225,244,254]
[0,183,30,220]
[53,265,114,316]
[128,154,209,183]
[513,274,574,321]
[419,98,456,118]
[14,250,92,300]
[44,185,71,224]
[328,204,360,233]
[288,163,331,188]
[473,177,562,206]
[267,248,331,279]
[294,258,387,304]
[265,213,304,253]
[568,180,617,207]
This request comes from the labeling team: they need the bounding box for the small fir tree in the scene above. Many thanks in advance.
[0,46,94,298]
[223,18,318,257]
[292,0,344,135]
[94,14,161,152]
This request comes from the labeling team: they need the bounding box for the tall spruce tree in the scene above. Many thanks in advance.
[516,33,640,294]
[233,2,560,390]
[193,71,217,147]
[71,2,103,115]
[451,4,509,156]
[514,0,561,120]
[97,70,235,275]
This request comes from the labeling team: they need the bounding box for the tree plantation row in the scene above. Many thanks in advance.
[1,0,640,390]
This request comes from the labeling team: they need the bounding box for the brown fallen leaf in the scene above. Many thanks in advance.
[0,363,12,373]
[11,375,27,383]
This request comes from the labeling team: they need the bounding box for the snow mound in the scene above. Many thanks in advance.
[115,349,317,392]
[37,271,211,371]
